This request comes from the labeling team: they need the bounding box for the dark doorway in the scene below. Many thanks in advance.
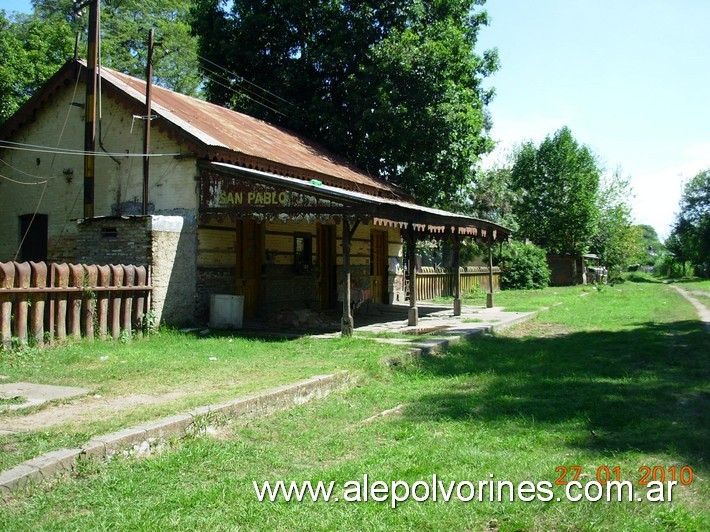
[19,214,48,262]
[235,220,262,318]
[370,230,388,304]
[317,224,337,309]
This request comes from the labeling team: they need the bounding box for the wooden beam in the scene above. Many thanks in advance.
[451,230,461,316]
[487,239,494,308]
[341,218,354,336]
[406,226,418,326]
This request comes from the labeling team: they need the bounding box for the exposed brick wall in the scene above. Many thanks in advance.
[195,267,236,321]
[74,215,197,326]
[76,216,152,266]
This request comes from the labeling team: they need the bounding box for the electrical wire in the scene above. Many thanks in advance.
[0,140,182,158]
[199,66,295,121]
[0,159,56,180]
[197,54,300,109]
[0,173,49,186]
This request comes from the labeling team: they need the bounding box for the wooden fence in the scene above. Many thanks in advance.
[0,261,151,349]
[415,266,501,301]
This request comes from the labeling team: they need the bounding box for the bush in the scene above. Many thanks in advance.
[498,241,551,289]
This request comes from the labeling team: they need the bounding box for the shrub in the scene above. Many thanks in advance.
[498,241,551,289]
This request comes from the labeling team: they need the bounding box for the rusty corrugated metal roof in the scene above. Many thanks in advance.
[99,64,408,200]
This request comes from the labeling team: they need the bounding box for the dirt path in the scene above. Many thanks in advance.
[0,390,193,433]
[671,285,710,333]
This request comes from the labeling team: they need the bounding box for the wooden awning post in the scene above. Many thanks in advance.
[341,218,354,336]
[451,230,461,316]
[406,226,418,326]
[486,238,494,308]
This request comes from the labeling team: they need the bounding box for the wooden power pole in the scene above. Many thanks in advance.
[82,0,100,219]
[142,28,154,215]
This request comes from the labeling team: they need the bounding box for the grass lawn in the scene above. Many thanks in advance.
[0,333,402,471]
[436,284,598,312]
[1,281,708,530]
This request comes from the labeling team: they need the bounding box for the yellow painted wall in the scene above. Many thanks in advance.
[198,219,236,268]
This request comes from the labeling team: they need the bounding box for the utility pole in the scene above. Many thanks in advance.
[142,28,154,216]
[82,0,99,219]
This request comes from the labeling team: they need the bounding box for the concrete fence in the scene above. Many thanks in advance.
[0,261,151,349]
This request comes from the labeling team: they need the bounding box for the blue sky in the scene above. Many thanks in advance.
[477,0,710,238]
[2,0,33,15]
[4,0,709,238]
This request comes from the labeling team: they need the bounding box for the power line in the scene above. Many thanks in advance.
[197,54,300,109]
[0,173,49,186]
[0,158,57,180]
[199,66,296,122]
[199,62,288,115]
[0,140,183,158]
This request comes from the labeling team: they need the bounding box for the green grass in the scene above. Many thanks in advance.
[436,284,596,312]
[1,283,708,530]
[0,332,402,470]
[0,396,26,406]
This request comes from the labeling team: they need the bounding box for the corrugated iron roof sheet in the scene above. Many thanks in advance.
[99,64,407,199]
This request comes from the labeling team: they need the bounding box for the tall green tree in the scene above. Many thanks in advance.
[588,169,642,275]
[634,224,665,266]
[667,169,710,276]
[190,0,499,207]
[32,0,202,95]
[0,11,74,123]
[510,126,602,256]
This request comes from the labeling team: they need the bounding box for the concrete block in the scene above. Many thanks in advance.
[81,439,107,460]
[91,427,148,453]
[25,448,81,478]
[0,464,39,493]
[135,414,193,440]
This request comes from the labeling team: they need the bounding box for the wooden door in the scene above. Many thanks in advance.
[236,220,262,318]
[370,230,388,304]
[317,224,337,309]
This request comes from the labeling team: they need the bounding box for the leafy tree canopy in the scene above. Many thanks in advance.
[588,169,642,274]
[634,223,665,265]
[0,10,74,123]
[510,126,602,256]
[667,168,710,276]
[32,0,201,96]
[190,0,499,207]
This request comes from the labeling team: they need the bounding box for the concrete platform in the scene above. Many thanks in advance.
[312,302,536,354]
[0,382,90,411]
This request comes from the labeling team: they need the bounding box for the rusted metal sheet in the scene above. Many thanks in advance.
[69,263,84,341]
[0,262,14,349]
[133,266,147,337]
[13,262,31,345]
[54,263,69,342]
[122,265,135,339]
[0,261,152,349]
[30,261,47,347]
[97,264,111,340]
[109,264,124,340]
[103,66,405,199]
[84,265,99,342]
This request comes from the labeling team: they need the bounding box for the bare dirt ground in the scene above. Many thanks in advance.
[0,390,194,433]
[671,285,710,333]
[498,321,573,339]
